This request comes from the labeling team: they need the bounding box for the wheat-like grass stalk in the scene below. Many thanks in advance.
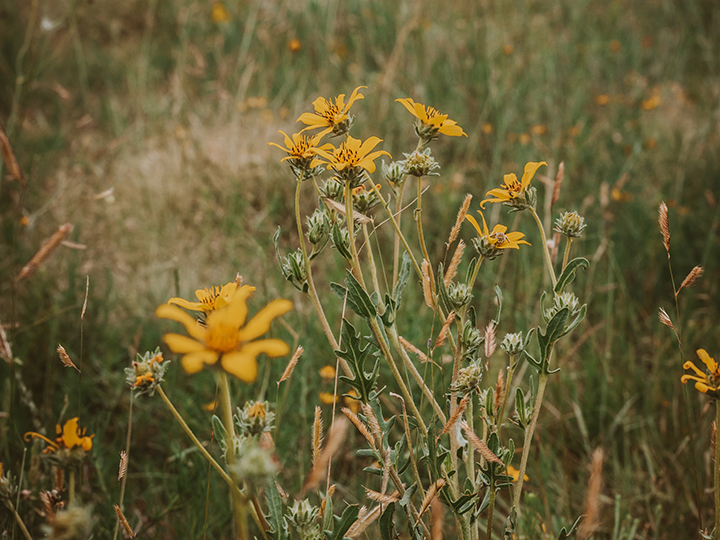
[434,311,455,349]
[0,320,12,363]
[312,406,324,465]
[341,407,376,449]
[460,421,502,464]
[577,448,604,540]
[114,505,135,538]
[444,240,465,287]
[301,416,348,495]
[398,336,429,363]
[438,394,470,438]
[364,488,400,504]
[447,194,472,245]
[419,479,447,517]
[0,119,24,184]
[484,322,496,359]
[118,451,128,481]
[676,265,703,297]
[278,345,303,386]
[421,260,434,309]
[39,491,55,522]
[494,370,504,417]
[361,403,383,450]
[658,308,674,330]
[15,223,73,282]
[81,275,89,320]
[57,344,80,373]
[346,505,383,538]
[551,161,564,206]
[658,202,670,253]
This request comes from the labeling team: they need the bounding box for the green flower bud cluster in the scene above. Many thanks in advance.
[280,248,307,291]
[500,332,525,356]
[231,439,278,489]
[554,211,586,238]
[286,499,320,534]
[124,348,169,397]
[236,401,275,437]
[471,235,503,260]
[382,159,406,188]
[447,282,473,311]
[319,178,344,201]
[352,185,382,215]
[401,148,440,178]
[460,321,484,360]
[544,291,581,321]
[508,186,537,211]
[0,463,17,501]
[306,208,331,245]
[451,361,483,396]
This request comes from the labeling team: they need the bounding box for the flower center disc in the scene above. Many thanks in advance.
[206,324,240,352]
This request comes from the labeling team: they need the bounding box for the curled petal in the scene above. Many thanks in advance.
[181,351,219,374]
[220,351,258,383]
[520,161,547,190]
[237,299,293,342]
[167,297,207,312]
[156,304,205,341]
[684,360,706,377]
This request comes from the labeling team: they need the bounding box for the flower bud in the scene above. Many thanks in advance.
[352,184,382,215]
[554,211,587,238]
[401,149,440,178]
[382,159,406,187]
[231,439,278,489]
[236,401,275,437]
[125,348,168,396]
[544,291,581,321]
[280,249,307,290]
[451,361,483,396]
[320,177,344,201]
[460,321,484,358]
[0,463,17,501]
[500,332,524,355]
[447,282,473,311]
[286,499,320,530]
[306,208,331,245]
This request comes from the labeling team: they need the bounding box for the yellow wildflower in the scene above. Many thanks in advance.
[288,38,302,52]
[156,287,292,383]
[319,392,338,405]
[297,86,366,137]
[480,161,546,209]
[395,98,467,139]
[25,418,93,454]
[507,465,529,482]
[211,3,232,23]
[168,282,252,313]
[268,130,324,167]
[343,389,361,413]
[466,211,529,260]
[311,135,390,183]
[319,365,336,380]
[682,349,720,397]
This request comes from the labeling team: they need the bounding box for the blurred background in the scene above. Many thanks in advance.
[1,0,719,537]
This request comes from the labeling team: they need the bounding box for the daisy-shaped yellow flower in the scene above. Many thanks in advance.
[480,161,547,209]
[466,211,529,260]
[267,131,324,170]
[156,287,292,383]
[167,282,252,313]
[682,349,720,397]
[25,418,94,454]
[297,86,366,137]
[311,135,390,184]
[396,98,467,141]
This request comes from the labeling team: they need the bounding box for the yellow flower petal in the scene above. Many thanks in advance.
[697,349,717,373]
[237,299,293,342]
[156,304,205,341]
[167,297,208,311]
[220,351,258,383]
[163,333,207,354]
[181,351,219,374]
[520,161,547,190]
[465,214,483,236]
[241,338,291,358]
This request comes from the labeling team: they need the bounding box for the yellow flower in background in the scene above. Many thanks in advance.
[311,135,390,176]
[25,418,93,454]
[168,282,252,313]
[297,86,366,137]
[395,98,467,138]
[343,389,361,413]
[156,287,292,383]
[480,161,546,208]
[507,465,529,482]
[288,38,302,52]
[466,211,530,251]
[268,131,324,165]
[682,349,720,397]
[319,365,336,380]
[319,392,338,405]
[211,2,232,23]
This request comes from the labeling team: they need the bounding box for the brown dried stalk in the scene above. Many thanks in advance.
[658,202,670,253]
[301,416,349,495]
[341,407,376,450]
[15,223,73,282]
[278,345,303,385]
[444,240,465,287]
[421,260,434,309]
[448,194,472,245]
[434,311,456,349]
[713,422,717,459]
[431,498,444,540]
[676,265,703,297]
[461,421,502,464]
[114,505,135,538]
[57,344,80,373]
[0,119,24,184]
[399,336,429,363]
[312,406,324,465]
[494,370,504,417]
[438,394,470,439]
[81,276,89,320]
[551,161,564,206]
[577,448,604,540]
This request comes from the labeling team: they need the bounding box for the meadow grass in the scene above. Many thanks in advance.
[1,0,719,538]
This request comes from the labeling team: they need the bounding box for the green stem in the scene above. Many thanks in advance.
[392,182,407,289]
[496,358,516,435]
[486,485,496,540]
[344,180,366,288]
[415,177,436,294]
[69,470,75,505]
[512,372,549,515]
[5,501,33,540]
[217,373,248,540]
[113,391,133,540]
[294,179,351,377]
[362,224,383,312]
[562,237,573,272]
[715,401,720,540]
[529,208,557,287]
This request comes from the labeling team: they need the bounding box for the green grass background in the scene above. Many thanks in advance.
[1,0,719,537]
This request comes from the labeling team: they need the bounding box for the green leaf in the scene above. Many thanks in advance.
[393,251,411,306]
[554,257,589,294]
[537,307,570,365]
[332,223,352,260]
[336,320,379,402]
[558,304,587,339]
[556,515,583,539]
[345,270,377,319]
[323,493,334,533]
[211,415,228,457]
[325,505,360,540]
[379,503,396,540]
[265,480,288,540]
[398,483,418,509]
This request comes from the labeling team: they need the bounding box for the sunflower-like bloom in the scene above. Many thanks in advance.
[466,211,530,260]
[311,135,390,186]
[267,131,324,176]
[396,98,467,145]
[480,161,547,210]
[297,86,366,137]
[24,418,94,454]
[156,287,292,382]
[168,282,251,313]
[682,349,720,398]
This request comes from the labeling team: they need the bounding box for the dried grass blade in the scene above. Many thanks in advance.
[658,202,670,253]
[444,240,465,287]
[438,394,470,439]
[81,276,89,320]
[419,479,447,517]
[448,194,472,245]
[312,406,324,465]
[278,345,303,385]
[577,448,604,540]
[399,336,428,363]
[0,120,24,184]
[676,265,703,297]
[57,344,80,373]
[364,487,400,504]
[551,161,564,206]
[461,421,502,464]
[301,416,349,495]
[431,497,444,540]
[323,197,371,224]
[346,505,383,538]
[15,223,73,282]
[421,260,434,309]
[433,311,455,349]
[361,403,383,450]
[341,407,376,449]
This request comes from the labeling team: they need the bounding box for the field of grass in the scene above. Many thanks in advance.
[1,0,720,538]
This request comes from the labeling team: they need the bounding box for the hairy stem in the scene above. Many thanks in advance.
[392,181,407,288]
[5,501,33,540]
[415,177,436,295]
[529,208,557,288]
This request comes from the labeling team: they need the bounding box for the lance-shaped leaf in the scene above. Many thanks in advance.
[265,481,289,540]
[554,257,589,294]
[537,307,570,366]
[492,285,503,326]
[345,270,377,319]
[324,505,360,540]
[331,223,352,260]
[336,320,379,402]
[557,515,583,539]
[379,503,395,540]
[393,251,411,306]
[558,303,587,339]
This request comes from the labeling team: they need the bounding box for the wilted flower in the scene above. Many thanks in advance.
[156,286,292,382]
[466,211,530,260]
[480,161,546,210]
[297,86,366,138]
[125,348,169,396]
[682,349,720,398]
[25,418,93,467]
[555,211,587,238]
[352,183,383,215]
[311,135,391,186]
[395,98,466,146]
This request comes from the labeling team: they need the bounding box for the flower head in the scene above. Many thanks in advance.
[682,349,720,398]
[268,131,325,179]
[211,2,232,23]
[466,211,530,260]
[125,348,169,396]
[25,418,94,455]
[168,281,251,313]
[319,365,336,380]
[237,400,275,436]
[156,286,292,382]
[297,86,366,137]
[311,135,390,186]
[480,162,547,210]
[396,98,467,145]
